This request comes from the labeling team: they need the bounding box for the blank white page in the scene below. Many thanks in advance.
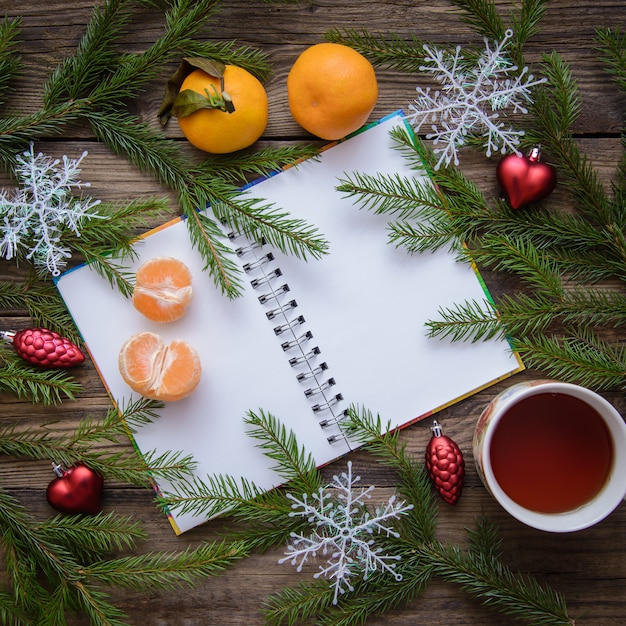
[56,112,522,533]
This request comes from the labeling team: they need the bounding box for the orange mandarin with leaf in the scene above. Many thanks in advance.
[118,331,201,402]
[175,65,268,154]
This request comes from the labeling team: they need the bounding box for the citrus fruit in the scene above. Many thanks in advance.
[118,331,201,402]
[287,42,378,140]
[176,65,268,153]
[132,257,193,323]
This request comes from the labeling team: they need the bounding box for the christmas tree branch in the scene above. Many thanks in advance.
[417,536,573,625]
[1,0,326,300]
[0,485,252,626]
[0,16,22,108]
[596,27,626,92]
[0,395,197,486]
[38,512,147,560]
[261,407,573,625]
[514,330,626,391]
[82,540,250,592]
[0,348,82,404]
[325,28,426,74]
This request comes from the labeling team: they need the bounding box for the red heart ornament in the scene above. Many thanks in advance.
[46,462,103,514]
[496,147,557,209]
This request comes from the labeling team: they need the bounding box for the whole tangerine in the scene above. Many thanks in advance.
[176,65,268,153]
[287,42,378,141]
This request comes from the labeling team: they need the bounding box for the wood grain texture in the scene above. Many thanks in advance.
[1,0,625,624]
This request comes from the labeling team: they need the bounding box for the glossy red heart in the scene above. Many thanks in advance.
[46,463,103,514]
[496,150,557,209]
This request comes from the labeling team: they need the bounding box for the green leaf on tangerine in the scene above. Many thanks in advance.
[183,57,226,78]
[171,86,235,118]
[158,58,227,125]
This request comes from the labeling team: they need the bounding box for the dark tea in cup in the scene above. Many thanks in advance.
[488,392,613,514]
[474,381,626,532]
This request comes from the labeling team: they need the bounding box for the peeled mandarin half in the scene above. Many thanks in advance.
[118,331,201,402]
[132,257,193,323]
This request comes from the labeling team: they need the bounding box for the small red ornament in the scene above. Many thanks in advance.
[46,462,103,514]
[425,420,465,505]
[1,327,85,368]
[496,146,557,209]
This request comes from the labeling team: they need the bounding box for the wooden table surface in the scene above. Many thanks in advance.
[1,1,625,624]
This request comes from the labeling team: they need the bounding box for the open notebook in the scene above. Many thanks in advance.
[56,111,523,533]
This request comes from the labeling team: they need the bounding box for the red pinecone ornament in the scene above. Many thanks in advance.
[425,420,465,505]
[1,327,85,368]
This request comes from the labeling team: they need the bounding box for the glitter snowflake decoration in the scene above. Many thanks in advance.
[407,29,547,169]
[279,461,413,604]
[0,144,105,276]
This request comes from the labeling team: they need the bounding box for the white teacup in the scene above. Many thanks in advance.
[473,380,626,532]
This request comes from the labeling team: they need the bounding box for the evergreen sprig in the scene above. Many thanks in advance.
[1,0,326,303]
[0,397,251,625]
[258,406,572,625]
[334,0,626,390]
[0,346,82,404]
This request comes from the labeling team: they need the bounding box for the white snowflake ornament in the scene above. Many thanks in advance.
[407,29,547,169]
[279,461,413,604]
[0,144,106,276]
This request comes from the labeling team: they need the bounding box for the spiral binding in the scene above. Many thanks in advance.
[228,230,348,444]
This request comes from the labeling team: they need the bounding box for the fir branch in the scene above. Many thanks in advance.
[418,539,573,625]
[426,297,503,342]
[448,0,507,41]
[0,395,196,487]
[42,0,136,107]
[183,207,246,298]
[388,214,460,254]
[528,52,621,233]
[0,349,82,404]
[313,558,434,626]
[0,590,30,626]
[325,28,426,74]
[0,279,27,310]
[83,540,250,592]
[596,27,626,92]
[181,39,274,82]
[463,233,566,297]
[38,512,147,561]
[67,197,170,298]
[209,182,330,262]
[196,143,319,185]
[0,16,22,108]
[263,578,337,626]
[158,471,275,520]
[244,409,319,487]
[335,170,433,220]
[509,0,550,66]
[0,101,90,169]
[0,277,82,346]
[514,329,626,391]
[344,406,438,545]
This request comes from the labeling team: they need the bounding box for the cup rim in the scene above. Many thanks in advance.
[479,381,626,533]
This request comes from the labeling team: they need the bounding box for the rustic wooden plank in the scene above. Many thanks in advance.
[1,1,626,624]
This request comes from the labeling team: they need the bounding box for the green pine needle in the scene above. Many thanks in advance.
[83,540,250,592]
[514,329,626,391]
[325,28,427,74]
[0,349,82,404]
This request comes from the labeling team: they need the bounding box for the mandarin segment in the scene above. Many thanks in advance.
[132,257,193,323]
[118,331,201,402]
